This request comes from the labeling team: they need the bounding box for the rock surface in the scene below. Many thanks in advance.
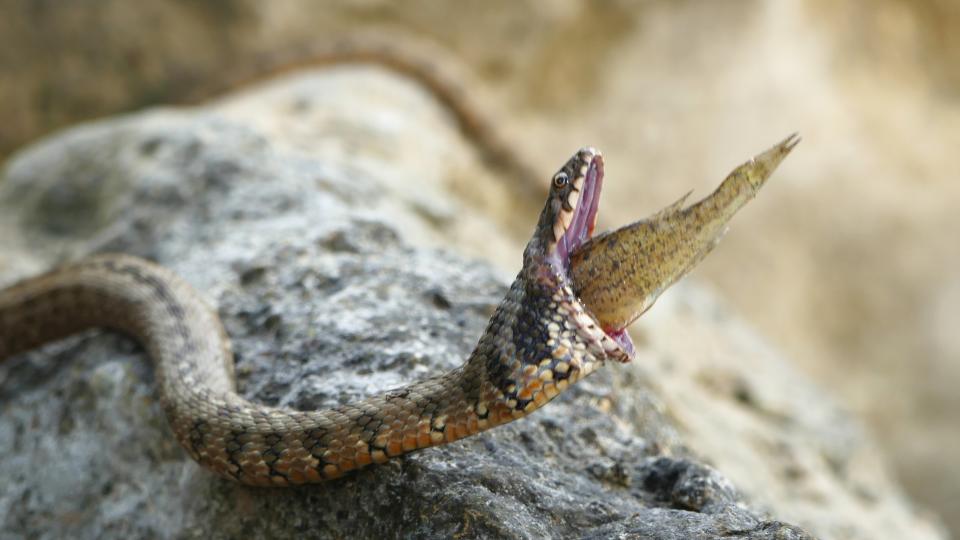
[0,70,943,539]
[2,4,959,532]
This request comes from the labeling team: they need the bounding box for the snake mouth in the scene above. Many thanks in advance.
[549,150,636,359]
[554,151,602,264]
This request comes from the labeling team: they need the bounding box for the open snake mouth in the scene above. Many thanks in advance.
[548,150,635,358]
[554,152,603,264]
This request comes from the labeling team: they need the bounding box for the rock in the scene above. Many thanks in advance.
[0,68,942,539]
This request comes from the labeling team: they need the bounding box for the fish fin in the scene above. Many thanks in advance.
[649,190,693,222]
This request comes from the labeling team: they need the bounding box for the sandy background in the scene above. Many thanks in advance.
[1,0,957,535]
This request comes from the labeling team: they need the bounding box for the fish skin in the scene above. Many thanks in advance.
[569,133,800,332]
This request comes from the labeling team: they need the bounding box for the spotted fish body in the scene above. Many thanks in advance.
[569,134,800,333]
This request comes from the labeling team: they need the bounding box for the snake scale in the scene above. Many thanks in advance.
[0,147,631,486]
[0,43,797,486]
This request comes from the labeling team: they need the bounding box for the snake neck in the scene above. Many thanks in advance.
[443,270,630,427]
[0,255,625,485]
[155,270,622,485]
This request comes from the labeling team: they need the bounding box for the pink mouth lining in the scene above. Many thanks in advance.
[556,156,603,264]
[608,329,636,358]
[551,155,636,359]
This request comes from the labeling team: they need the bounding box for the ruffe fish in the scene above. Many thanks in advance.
[569,133,800,333]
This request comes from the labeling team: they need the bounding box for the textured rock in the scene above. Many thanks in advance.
[0,69,942,539]
[2,5,959,532]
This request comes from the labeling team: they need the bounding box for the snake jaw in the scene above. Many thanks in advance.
[551,148,603,265]
[524,147,635,365]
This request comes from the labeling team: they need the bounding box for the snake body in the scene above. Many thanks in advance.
[0,39,796,485]
[0,148,630,486]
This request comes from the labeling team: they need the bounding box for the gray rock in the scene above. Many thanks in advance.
[0,68,939,539]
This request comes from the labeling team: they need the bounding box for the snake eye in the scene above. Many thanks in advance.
[552,172,569,188]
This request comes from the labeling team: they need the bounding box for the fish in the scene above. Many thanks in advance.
[569,133,800,333]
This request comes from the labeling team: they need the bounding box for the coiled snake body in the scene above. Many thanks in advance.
[0,149,632,486]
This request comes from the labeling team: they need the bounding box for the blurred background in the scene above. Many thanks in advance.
[1,0,956,535]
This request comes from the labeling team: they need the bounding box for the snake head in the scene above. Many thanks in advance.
[475,148,633,421]
[525,147,603,271]
[518,148,635,364]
